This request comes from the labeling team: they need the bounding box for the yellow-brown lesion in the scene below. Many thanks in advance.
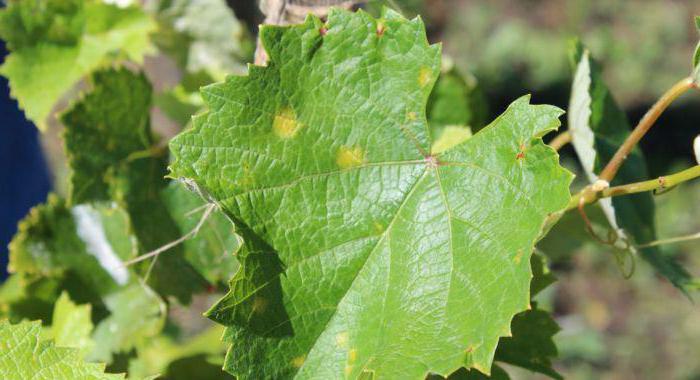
[418,66,433,87]
[273,107,303,139]
[251,296,268,314]
[291,355,306,368]
[336,146,365,169]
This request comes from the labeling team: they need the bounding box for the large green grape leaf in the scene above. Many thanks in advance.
[432,255,562,380]
[568,40,695,292]
[61,68,206,303]
[0,320,124,380]
[162,182,241,285]
[0,0,155,130]
[169,9,572,379]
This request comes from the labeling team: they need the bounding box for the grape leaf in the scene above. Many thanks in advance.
[427,62,489,137]
[62,69,153,205]
[7,196,169,364]
[568,40,694,292]
[0,274,62,323]
[530,251,556,297]
[0,320,124,380]
[127,325,232,379]
[169,9,572,378]
[49,292,94,354]
[8,195,136,294]
[61,68,207,303]
[88,283,166,363]
[149,0,251,79]
[430,364,510,380]
[0,0,155,130]
[493,305,561,379]
[154,83,204,127]
[431,254,562,379]
[162,182,241,285]
[434,306,560,380]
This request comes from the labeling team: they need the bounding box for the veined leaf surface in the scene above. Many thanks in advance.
[169,9,572,379]
[0,320,123,380]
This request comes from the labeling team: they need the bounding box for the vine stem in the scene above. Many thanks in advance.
[122,203,216,267]
[549,131,571,151]
[567,165,700,210]
[598,76,695,182]
[638,231,700,248]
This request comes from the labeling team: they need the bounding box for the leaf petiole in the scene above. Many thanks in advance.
[568,165,700,210]
[549,131,572,151]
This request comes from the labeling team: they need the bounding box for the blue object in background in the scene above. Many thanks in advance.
[0,40,52,280]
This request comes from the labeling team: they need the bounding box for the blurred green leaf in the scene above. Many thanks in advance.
[49,292,94,355]
[494,305,562,379]
[127,325,232,379]
[89,283,166,363]
[61,68,207,303]
[0,0,155,129]
[149,0,251,80]
[427,62,489,137]
[162,182,241,286]
[8,195,136,295]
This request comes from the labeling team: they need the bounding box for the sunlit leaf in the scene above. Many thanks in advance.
[169,9,572,378]
[0,320,123,379]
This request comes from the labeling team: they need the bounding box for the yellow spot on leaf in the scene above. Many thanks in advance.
[373,222,385,234]
[291,355,306,368]
[348,348,357,363]
[345,365,353,377]
[430,125,472,155]
[273,107,302,138]
[514,249,523,264]
[237,161,255,187]
[336,331,349,347]
[418,66,433,87]
[407,111,417,121]
[376,22,386,36]
[336,146,365,169]
[252,296,268,314]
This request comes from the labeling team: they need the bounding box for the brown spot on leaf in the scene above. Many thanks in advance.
[376,23,385,36]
